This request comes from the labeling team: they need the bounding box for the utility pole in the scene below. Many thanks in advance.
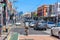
[3,0,7,25]
[56,0,58,26]
[3,0,8,32]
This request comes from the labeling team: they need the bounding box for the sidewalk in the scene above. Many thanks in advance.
[0,33,8,40]
[0,26,11,40]
[0,35,6,40]
[18,35,59,40]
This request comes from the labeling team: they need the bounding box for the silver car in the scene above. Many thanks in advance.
[51,22,60,38]
[34,21,47,30]
[29,22,36,28]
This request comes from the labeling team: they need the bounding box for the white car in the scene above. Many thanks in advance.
[47,22,55,28]
[8,23,12,26]
[51,26,60,38]
[29,22,36,28]
[25,22,29,27]
[15,22,21,26]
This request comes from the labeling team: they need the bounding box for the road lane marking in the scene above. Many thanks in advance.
[18,35,50,36]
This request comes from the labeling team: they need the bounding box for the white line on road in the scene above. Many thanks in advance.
[18,35,50,36]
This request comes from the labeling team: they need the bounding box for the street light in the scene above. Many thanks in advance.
[56,0,58,26]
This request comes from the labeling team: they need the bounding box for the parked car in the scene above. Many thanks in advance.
[0,24,2,28]
[29,21,36,28]
[8,23,12,26]
[51,22,60,38]
[15,22,21,26]
[34,21,47,30]
[47,22,55,29]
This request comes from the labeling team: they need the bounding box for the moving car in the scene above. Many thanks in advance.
[34,21,47,30]
[47,22,55,29]
[25,22,29,27]
[29,21,36,28]
[0,24,2,28]
[15,22,21,26]
[51,22,60,38]
[8,23,12,26]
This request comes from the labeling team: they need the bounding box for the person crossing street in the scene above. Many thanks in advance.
[24,22,29,36]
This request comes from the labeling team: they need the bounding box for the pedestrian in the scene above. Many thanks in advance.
[24,22,29,36]
[0,24,2,37]
[25,26,28,35]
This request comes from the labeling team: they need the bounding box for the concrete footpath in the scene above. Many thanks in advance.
[0,25,11,40]
[7,34,59,40]
[0,35,7,40]
[18,35,59,40]
[0,33,8,40]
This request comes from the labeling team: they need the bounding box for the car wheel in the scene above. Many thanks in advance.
[51,30,54,36]
[58,31,60,39]
[34,27,36,30]
[34,27,37,30]
[44,28,46,30]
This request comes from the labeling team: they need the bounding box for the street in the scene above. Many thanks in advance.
[7,20,59,40]
[10,20,50,35]
[10,28,50,35]
[0,0,60,40]
[9,26,59,40]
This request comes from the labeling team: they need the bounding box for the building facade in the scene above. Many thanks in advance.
[48,4,55,17]
[55,2,60,16]
[37,5,48,17]
[54,2,60,22]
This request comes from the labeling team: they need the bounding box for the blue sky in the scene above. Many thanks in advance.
[11,0,60,13]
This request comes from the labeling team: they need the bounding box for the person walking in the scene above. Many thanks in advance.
[24,22,29,36]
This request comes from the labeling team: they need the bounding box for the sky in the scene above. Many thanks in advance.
[11,0,60,13]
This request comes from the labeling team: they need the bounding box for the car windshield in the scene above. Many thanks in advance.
[48,22,54,24]
[31,21,35,24]
[39,21,46,23]
[57,22,60,27]
[32,22,35,24]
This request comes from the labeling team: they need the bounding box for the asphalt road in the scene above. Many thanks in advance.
[10,27,51,35]
[10,20,51,35]
[8,20,59,40]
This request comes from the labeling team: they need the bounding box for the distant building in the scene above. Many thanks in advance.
[48,4,55,17]
[54,2,60,22]
[31,11,38,20]
[37,7,42,16]
[37,5,48,17]
[23,12,31,18]
[55,2,60,16]
[0,3,3,25]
